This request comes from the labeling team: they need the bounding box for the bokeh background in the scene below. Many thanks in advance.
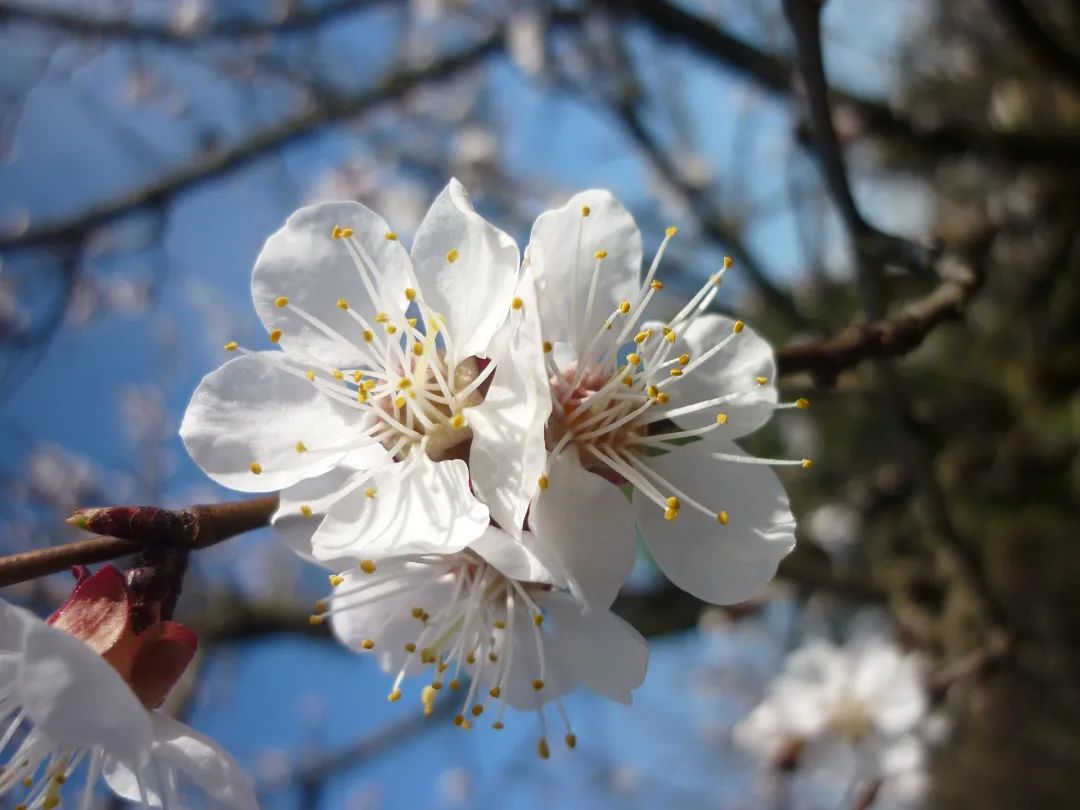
[1,0,1078,807]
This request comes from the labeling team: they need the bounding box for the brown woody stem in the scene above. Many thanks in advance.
[0,495,278,588]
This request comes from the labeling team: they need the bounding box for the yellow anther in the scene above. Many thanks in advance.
[331,226,342,239]
[408,390,417,400]
[313,599,327,614]
[357,390,368,403]
[375,312,388,323]
[631,332,647,345]
[249,462,262,475]
[716,413,728,424]
[646,384,660,398]
[300,505,313,518]
[398,377,413,390]
[512,297,524,310]
[421,686,437,715]
[618,300,631,314]
[364,488,377,499]
[733,320,745,334]
[656,392,670,404]
[665,226,678,238]
[622,376,634,386]
[650,280,664,291]
[594,250,608,260]
[393,396,406,409]
[666,496,681,509]
[447,249,460,263]
[538,738,551,759]
[537,475,549,491]
[670,368,684,377]
[665,331,677,344]
[361,639,375,650]
[532,679,544,691]
[581,205,591,217]
[756,376,768,385]
[717,510,729,525]
[405,643,417,653]
[566,733,577,749]
[336,298,349,310]
[295,441,308,453]
[453,714,465,727]
[494,620,507,630]
[795,398,810,410]
[451,413,467,429]
[305,369,316,381]
[329,574,344,587]
[466,652,476,665]
[224,341,238,352]
[308,614,324,626]
[386,323,398,335]
[626,353,641,366]
[360,559,377,574]
[664,507,679,521]
[723,256,733,269]
[471,705,484,717]
[542,340,553,353]
[533,613,544,627]
[385,231,398,241]
[340,227,354,238]
[437,661,449,673]
[412,342,424,356]
[450,679,461,690]
[269,329,282,343]
[362,329,374,343]
[802,458,813,469]
[673,354,688,367]
[401,288,416,303]
[411,607,424,619]
[421,649,436,664]
[431,681,443,690]
[489,652,498,662]
[275,296,288,308]
[388,689,403,702]
[22,777,33,788]
[352,370,364,383]
[362,379,377,391]
[492,721,505,730]
[331,369,344,380]
[489,686,502,698]
[710,273,723,286]
[407,317,418,328]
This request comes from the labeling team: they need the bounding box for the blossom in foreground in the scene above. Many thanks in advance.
[735,635,929,802]
[0,566,256,809]
[526,191,802,607]
[304,528,648,757]
[181,178,548,561]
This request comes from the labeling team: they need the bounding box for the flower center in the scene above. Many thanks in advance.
[828,695,875,742]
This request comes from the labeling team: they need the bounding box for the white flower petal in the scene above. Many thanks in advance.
[329,564,454,677]
[17,611,153,767]
[539,591,649,704]
[634,438,795,604]
[527,190,642,358]
[180,352,368,492]
[0,597,31,652]
[410,178,519,364]
[312,456,489,559]
[469,266,551,537]
[529,447,637,610]
[145,712,258,810]
[470,527,561,585]
[252,201,415,368]
[656,313,777,439]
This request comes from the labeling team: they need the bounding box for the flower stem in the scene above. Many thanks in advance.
[0,495,278,588]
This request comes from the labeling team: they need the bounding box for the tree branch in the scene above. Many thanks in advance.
[605,0,1080,167]
[0,495,278,587]
[0,32,503,251]
[989,0,1080,93]
[0,0,386,44]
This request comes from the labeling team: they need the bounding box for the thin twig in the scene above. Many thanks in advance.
[0,495,278,587]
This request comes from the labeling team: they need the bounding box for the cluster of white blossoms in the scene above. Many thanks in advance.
[0,566,256,809]
[735,634,933,806]
[181,179,805,755]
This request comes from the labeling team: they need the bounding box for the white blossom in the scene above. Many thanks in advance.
[0,568,255,809]
[735,634,930,803]
[524,190,801,607]
[181,179,548,561]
